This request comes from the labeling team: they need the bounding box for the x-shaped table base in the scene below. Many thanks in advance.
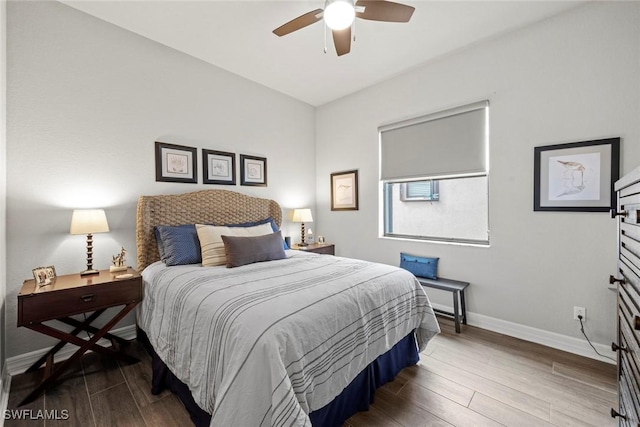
[19,302,139,406]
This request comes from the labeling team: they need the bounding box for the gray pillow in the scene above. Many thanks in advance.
[221,230,286,268]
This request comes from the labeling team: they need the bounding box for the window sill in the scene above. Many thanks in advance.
[380,234,490,248]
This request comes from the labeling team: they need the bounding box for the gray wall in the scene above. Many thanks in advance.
[6,1,315,357]
[315,2,640,349]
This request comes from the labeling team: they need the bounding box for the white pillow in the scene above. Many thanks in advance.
[196,223,274,267]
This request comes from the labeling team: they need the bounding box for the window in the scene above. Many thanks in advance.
[400,180,439,201]
[379,101,489,245]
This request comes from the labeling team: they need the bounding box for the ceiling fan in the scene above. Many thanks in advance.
[273,0,415,56]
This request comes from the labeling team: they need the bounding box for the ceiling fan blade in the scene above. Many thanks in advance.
[332,27,351,56]
[356,0,415,23]
[273,9,324,37]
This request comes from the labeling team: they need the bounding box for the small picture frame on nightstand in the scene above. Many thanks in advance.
[32,265,56,287]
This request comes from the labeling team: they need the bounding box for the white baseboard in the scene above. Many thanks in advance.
[0,362,11,427]
[431,302,615,365]
[6,324,137,376]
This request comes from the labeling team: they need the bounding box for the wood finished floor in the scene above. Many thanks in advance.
[6,318,617,426]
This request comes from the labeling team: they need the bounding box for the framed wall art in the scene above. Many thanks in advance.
[155,141,197,183]
[331,169,359,211]
[203,149,236,185]
[240,154,267,187]
[534,137,620,212]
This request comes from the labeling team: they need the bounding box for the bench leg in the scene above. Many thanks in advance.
[453,291,460,333]
[460,289,467,325]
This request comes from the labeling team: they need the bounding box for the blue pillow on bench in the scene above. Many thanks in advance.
[400,252,439,279]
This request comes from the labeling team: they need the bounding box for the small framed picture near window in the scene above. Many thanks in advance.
[203,149,235,185]
[32,265,56,287]
[155,141,197,183]
[240,154,267,187]
[331,170,359,211]
[534,137,620,212]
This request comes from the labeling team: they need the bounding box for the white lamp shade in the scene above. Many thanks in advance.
[70,209,110,235]
[324,0,355,30]
[292,208,313,223]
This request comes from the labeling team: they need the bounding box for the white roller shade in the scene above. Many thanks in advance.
[380,101,488,181]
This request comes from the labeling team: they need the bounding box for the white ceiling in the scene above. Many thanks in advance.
[61,0,585,106]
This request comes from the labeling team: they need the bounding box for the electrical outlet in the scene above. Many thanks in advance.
[573,306,586,321]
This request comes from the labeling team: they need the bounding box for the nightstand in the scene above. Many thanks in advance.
[290,242,335,255]
[17,268,142,405]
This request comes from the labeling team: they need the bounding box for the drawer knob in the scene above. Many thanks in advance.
[611,209,628,218]
[611,408,627,420]
[80,294,95,303]
[612,342,628,353]
[609,275,626,285]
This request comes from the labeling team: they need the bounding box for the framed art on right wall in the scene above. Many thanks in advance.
[331,170,359,211]
[533,137,620,212]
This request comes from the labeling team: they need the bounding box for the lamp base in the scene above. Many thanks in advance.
[80,269,100,276]
[298,242,309,247]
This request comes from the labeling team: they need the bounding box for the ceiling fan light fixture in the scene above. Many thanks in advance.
[324,0,355,31]
[273,0,415,56]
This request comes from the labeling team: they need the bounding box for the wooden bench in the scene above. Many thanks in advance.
[416,277,469,333]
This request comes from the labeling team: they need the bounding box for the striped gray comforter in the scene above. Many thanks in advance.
[138,251,440,426]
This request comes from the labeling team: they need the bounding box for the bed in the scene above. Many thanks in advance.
[135,189,440,426]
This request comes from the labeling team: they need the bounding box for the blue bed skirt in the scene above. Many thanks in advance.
[138,329,418,427]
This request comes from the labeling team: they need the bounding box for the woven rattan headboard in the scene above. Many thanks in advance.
[136,189,282,271]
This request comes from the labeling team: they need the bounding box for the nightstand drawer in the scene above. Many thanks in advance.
[18,278,141,325]
[309,245,335,255]
[291,243,335,255]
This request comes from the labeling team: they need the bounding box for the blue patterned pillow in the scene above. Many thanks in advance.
[154,224,201,266]
[154,227,167,260]
[400,252,439,279]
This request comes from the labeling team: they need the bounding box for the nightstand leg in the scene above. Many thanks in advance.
[19,303,139,406]
[57,316,132,347]
[44,354,54,379]
[25,309,105,373]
